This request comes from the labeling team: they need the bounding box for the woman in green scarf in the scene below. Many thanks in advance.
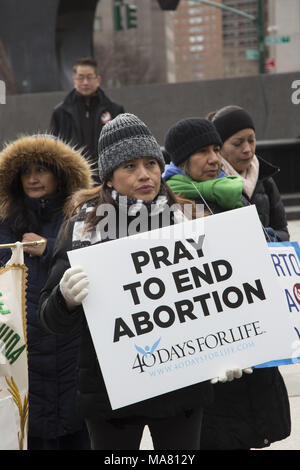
[163,116,291,451]
[163,117,245,215]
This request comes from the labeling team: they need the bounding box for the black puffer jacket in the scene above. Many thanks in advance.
[200,156,291,450]
[200,367,291,450]
[38,202,214,424]
[50,88,125,169]
[246,156,289,241]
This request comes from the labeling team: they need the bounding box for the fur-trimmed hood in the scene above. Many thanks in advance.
[0,135,94,220]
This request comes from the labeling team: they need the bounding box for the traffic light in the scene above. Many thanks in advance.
[126,4,137,29]
[113,0,137,30]
[113,1,123,31]
[157,0,180,10]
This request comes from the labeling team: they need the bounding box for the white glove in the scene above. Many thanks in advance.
[59,266,89,310]
[210,367,253,384]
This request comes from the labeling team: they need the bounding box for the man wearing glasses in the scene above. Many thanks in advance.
[50,57,125,183]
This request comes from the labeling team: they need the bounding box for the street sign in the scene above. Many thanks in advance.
[246,49,259,60]
[265,58,276,70]
[265,36,291,45]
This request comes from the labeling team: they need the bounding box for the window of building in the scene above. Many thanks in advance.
[189,26,204,33]
[189,17,203,24]
[190,44,205,52]
[188,7,203,15]
[189,35,204,43]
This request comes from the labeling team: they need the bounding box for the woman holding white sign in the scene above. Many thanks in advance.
[163,113,291,450]
[38,113,214,450]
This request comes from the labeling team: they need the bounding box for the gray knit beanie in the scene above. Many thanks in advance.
[98,113,165,182]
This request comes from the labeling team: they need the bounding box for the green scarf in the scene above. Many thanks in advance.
[166,174,243,209]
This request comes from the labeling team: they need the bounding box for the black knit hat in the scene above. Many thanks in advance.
[164,117,222,167]
[98,113,165,182]
[211,106,255,143]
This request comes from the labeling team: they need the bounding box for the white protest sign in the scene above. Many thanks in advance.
[68,205,296,410]
[256,242,300,367]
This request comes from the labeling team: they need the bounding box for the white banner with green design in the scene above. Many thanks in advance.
[0,243,28,450]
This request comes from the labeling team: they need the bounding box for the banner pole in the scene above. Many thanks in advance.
[0,240,46,249]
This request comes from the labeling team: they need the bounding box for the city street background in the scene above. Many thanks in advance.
[140,219,300,450]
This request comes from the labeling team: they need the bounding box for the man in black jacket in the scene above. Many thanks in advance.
[50,57,125,183]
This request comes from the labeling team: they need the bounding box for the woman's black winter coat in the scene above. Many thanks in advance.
[0,135,93,439]
[0,198,84,438]
[200,157,291,450]
[247,156,289,241]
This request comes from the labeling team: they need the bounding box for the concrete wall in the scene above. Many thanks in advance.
[0,71,299,148]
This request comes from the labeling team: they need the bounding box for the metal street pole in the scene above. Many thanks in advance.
[192,0,255,21]
[256,0,265,74]
[190,0,265,74]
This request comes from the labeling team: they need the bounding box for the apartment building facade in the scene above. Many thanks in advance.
[172,0,224,82]
[93,0,300,86]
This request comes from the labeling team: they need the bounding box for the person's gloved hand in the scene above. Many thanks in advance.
[210,367,253,384]
[59,266,89,310]
[265,227,278,242]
